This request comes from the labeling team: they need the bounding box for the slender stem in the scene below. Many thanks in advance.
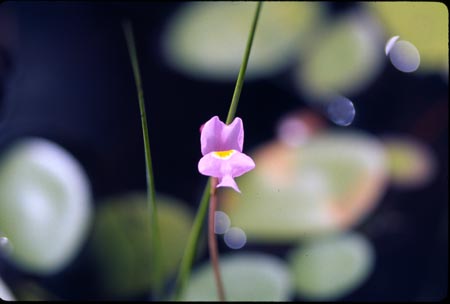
[172,2,263,300]
[173,178,211,300]
[208,178,226,301]
[122,19,163,296]
[226,1,262,124]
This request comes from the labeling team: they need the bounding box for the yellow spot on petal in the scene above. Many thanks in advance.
[213,150,235,159]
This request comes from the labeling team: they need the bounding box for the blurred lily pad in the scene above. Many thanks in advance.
[288,232,374,300]
[162,2,324,80]
[367,2,448,75]
[13,281,59,301]
[220,131,387,242]
[0,138,92,274]
[382,135,436,188]
[90,193,195,297]
[182,253,293,301]
[296,8,384,102]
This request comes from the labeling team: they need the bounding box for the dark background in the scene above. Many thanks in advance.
[0,1,448,301]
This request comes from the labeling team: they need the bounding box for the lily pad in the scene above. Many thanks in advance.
[220,131,387,242]
[296,8,384,102]
[288,232,374,300]
[90,193,195,297]
[0,138,92,274]
[12,281,58,301]
[162,2,324,80]
[367,2,448,75]
[182,253,293,301]
[382,135,436,188]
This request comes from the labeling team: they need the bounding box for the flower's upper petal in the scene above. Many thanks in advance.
[200,116,224,155]
[217,175,240,193]
[201,116,245,155]
[221,117,244,152]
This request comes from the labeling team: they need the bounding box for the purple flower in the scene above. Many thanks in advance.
[198,116,255,193]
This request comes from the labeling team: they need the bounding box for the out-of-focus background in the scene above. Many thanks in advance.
[0,1,447,301]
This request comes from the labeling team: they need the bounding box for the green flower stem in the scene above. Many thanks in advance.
[173,178,211,300]
[173,2,263,300]
[122,19,163,297]
[226,1,262,124]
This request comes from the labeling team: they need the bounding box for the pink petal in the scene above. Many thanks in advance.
[201,116,223,155]
[228,150,255,177]
[221,117,244,153]
[200,116,245,155]
[217,175,241,193]
[198,152,224,178]
[198,151,255,193]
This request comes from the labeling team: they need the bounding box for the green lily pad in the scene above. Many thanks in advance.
[288,232,374,300]
[182,253,293,301]
[367,2,448,75]
[220,131,387,242]
[90,193,195,297]
[0,138,92,274]
[162,2,324,80]
[382,136,436,188]
[12,281,59,301]
[296,8,384,102]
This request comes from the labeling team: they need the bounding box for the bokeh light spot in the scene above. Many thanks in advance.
[224,227,247,250]
[389,40,420,72]
[326,96,355,126]
[214,211,231,235]
[385,35,400,55]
